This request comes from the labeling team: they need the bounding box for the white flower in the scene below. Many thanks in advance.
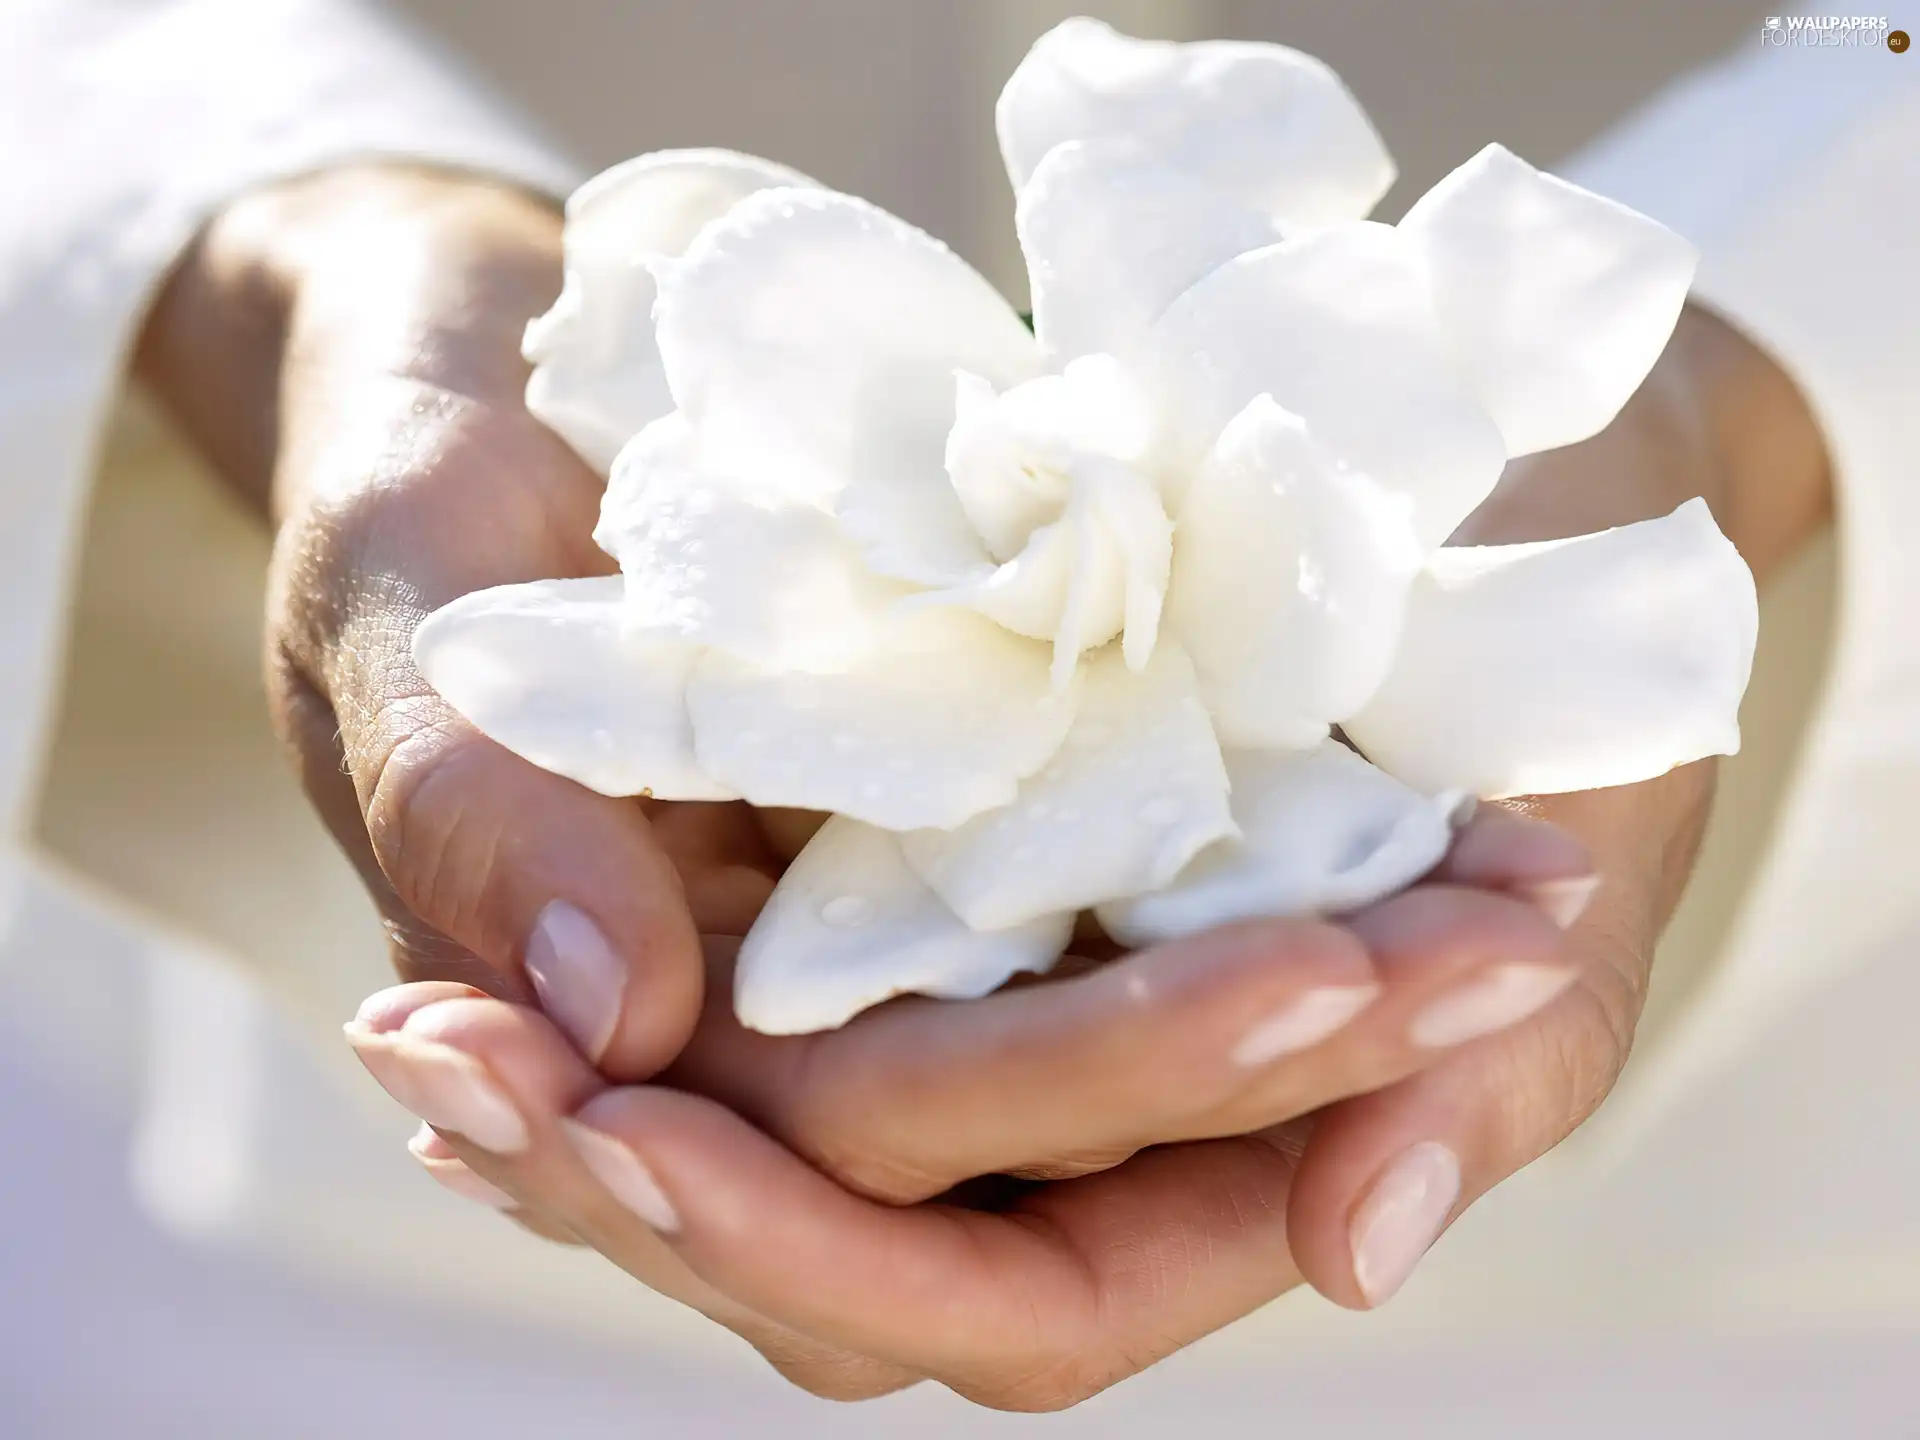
[415,19,1758,1036]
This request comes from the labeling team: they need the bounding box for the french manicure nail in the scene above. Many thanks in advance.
[408,1126,517,1210]
[1232,984,1380,1067]
[345,1024,530,1154]
[408,1122,460,1163]
[1409,963,1577,1049]
[525,901,625,1064]
[1521,874,1600,930]
[1351,1141,1461,1306]
[560,1119,680,1233]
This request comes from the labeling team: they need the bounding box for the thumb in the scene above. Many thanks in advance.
[1283,771,1704,1308]
[272,640,705,1082]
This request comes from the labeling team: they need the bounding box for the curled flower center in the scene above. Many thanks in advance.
[936,356,1175,682]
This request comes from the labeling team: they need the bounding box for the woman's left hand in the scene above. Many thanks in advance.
[349,775,1696,1410]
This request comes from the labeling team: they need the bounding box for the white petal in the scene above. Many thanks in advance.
[907,514,1074,643]
[524,150,818,473]
[998,18,1394,229]
[1400,144,1698,459]
[832,455,995,591]
[1001,460,1176,688]
[600,418,911,672]
[1166,397,1422,749]
[944,370,1074,561]
[1016,140,1281,362]
[654,187,1037,575]
[686,609,1078,831]
[925,364,1173,678]
[592,409,691,560]
[1150,223,1508,547]
[1050,490,1128,686]
[1089,458,1173,673]
[412,577,733,800]
[735,817,1074,1035]
[901,642,1234,930]
[1345,499,1758,798]
[942,358,1160,556]
[1098,741,1463,947]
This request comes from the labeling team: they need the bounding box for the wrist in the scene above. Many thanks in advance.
[138,164,563,517]
[1459,303,1829,586]
[1664,303,1831,582]
[278,166,563,404]
[1455,305,1732,550]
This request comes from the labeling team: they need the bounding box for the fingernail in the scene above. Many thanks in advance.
[1520,874,1600,930]
[344,1024,530,1154]
[1232,984,1380,1067]
[1409,963,1577,1049]
[408,1125,517,1210]
[409,1122,460,1162]
[353,981,479,1035]
[560,1119,680,1233]
[525,901,625,1064]
[1351,1141,1461,1306]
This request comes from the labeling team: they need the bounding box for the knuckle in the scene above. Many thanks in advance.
[773,1047,964,1205]
[966,1354,1124,1413]
[785,1114,947,1205]
[269,486,402,666]
[1557,984,1634,1125]
[262,642,327,754]
[755,1347,919,1403]
[364,725,505,945]
[383,920,500,992]
[1498,982,1634,1158]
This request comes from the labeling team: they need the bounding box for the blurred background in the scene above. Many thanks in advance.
[401,0,1771,293]
[5,1,1916,1435]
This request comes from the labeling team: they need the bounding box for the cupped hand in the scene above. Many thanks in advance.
[145,165,743,1078]
[142,165,1728,1410]
[347,803,1603,1408]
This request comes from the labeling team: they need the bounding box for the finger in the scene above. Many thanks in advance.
[408,1122,587,1246]
[1285,845,1646,1311]
[1430,803,1599,925]
[554,1086,1303,1410]
[356,710,704,1081]
[344,984,918,1401]
[274,395,706,1079]
[1284,976,1624,1310]
[640,800,780,937]
[404,1121,559,1226]
[672,886,1576,1203]
[1286,776,1701,1312]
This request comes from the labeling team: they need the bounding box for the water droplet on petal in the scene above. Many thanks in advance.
[820,895,873,927]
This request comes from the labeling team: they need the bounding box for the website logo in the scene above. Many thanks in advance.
[1760,13,1898,46]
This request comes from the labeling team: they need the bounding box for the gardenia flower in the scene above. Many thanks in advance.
[415,19,1758,1035]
